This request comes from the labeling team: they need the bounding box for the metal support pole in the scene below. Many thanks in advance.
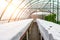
[41,35,42,40]
[50,0,51,13]
[57,0,59,23]
[26,31,28,40]
[53,0,54,13]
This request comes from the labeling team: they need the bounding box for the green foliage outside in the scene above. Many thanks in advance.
[45,13,56,23]
[45,13,60,24]
[57,21,60,24]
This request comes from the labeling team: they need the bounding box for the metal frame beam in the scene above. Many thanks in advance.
[0,0,12,20]
[8,0,25,22]
[14,0,38,21]
[57,0,59,23]
[42,0,50,8]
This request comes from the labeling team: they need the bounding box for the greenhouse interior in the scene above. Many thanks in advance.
[0,0,60,40]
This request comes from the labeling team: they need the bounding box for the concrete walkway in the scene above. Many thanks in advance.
[29,22,41,40]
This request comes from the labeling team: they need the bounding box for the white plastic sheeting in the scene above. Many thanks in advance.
[0,19,33,40]
[36,19,60,40]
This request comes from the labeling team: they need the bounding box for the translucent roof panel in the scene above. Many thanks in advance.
[42,0,60,13]
[0,0,59,21]
[1,4,17,20]
[0,0,8,17]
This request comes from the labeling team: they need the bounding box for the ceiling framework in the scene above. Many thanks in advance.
[0,0,60,22]
[17,0,49,20]
[8,0,25,22]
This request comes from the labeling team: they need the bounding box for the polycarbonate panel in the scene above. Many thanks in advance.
[31,2,48,8]
[12,0,32,20]
[16,0,39,18]
[24,0,38,8]
[19,0,31,8]
[18,0,36,12]
[11,8,20,19]
[8,0,26,20]
[11,0,23,7]
[0,0,8,17]
[39,0,48,2]
[1,4,17,20]
[0,0,24,20]
[44,3,57,9]
[19,9,30,18]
